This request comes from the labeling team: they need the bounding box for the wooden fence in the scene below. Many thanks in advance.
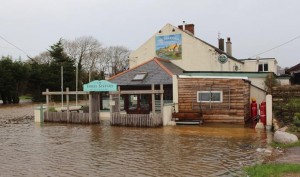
[272,86,300,101]
[111,113,162,127]
[44,112,100,124]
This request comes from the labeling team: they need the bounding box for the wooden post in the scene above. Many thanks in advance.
[152,84,155,114]
[66,87,70,123]
[46,88,49,121]
[118,86,121,112]
[89,92,92,123]
[160,84,164,117]
[110,93,113,121]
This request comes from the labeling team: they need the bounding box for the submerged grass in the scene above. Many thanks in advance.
[244,163,300,177]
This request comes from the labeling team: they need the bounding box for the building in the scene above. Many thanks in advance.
[108,22,279,124]
[286,62,300,85]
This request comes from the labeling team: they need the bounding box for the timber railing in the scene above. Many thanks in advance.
[111,113,162,127]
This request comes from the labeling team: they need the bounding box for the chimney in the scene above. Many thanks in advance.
[178,21,195,35]
[226,37,232,56]
[218,38,224,51]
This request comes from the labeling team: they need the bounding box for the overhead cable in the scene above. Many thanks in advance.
[250,35,300,58]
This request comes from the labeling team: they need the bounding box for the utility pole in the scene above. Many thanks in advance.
[61,65,64,108]
[76,64,78,106]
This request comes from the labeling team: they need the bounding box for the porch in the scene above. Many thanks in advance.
[109,84,164,127]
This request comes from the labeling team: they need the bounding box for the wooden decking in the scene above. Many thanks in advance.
[111,113,162,127]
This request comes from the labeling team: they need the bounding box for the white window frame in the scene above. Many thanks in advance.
[258,63,269,72]
[197,91,223,103]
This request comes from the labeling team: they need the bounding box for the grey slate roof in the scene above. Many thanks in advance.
[108,58,184,86]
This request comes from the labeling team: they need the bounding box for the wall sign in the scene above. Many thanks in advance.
[155,34,182,60]
[218,54,228,64]
[83,80,117,92]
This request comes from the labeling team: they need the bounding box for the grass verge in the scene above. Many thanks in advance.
[244,163,300,177]
[271,141,300,148]
[19,95,32,100]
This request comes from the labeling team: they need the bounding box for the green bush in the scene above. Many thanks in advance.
[48,107,57,112]
[274,98,300,126]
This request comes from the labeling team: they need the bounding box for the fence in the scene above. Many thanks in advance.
[44,112,100,124]
[111,113,162,127]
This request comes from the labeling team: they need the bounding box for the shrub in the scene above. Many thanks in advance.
[48,107,57,112]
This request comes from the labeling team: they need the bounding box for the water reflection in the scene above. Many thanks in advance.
[0,121,271,177]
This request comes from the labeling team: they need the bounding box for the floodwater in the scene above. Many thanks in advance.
[0,115,272,177]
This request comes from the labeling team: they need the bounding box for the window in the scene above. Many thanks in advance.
[197,91,223,103]
[258,63,268,72]
[132,72,147,81]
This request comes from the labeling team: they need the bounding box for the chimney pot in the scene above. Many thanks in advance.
[178,23,195,35]
[226,37,232,56]
[218,38,224,51]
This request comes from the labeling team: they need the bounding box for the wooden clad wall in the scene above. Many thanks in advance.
[177,78,250,124]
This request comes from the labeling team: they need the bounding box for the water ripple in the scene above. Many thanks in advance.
[0,122,271,176]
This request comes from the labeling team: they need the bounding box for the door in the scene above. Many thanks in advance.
[126,94,151,114]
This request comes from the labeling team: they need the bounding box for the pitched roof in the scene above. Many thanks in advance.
[286,62,300,73]
[108,57,184,85]
[175,24,243,64]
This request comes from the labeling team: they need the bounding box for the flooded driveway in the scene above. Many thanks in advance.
[0,104,271,177]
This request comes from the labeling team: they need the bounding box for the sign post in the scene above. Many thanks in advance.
[83,80,118,122]
[83,80,117,92]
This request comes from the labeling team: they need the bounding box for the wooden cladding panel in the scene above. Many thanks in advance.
[177,78,250,123]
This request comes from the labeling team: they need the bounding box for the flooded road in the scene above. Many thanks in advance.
[0,113,272,177]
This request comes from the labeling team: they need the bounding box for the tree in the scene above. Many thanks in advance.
[264,73,279,94]
[102,46,130,77]
[64,36,103,86]
[48,39,76,91]
[0,56,30,104]
[30,51,52,64]
[27,61,51,101]
[27,39,76,101]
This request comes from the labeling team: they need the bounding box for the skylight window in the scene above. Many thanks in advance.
[132,72,147,81]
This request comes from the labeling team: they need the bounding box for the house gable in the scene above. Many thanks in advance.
[129,23,244,72]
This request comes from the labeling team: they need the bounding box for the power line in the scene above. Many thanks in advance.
[0,35,31,57]
[250,35,300,58]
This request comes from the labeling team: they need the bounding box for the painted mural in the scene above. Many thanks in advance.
[155,34,182,60]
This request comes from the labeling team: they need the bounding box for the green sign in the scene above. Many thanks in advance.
[218,54,228,64]
[83,80,117,92]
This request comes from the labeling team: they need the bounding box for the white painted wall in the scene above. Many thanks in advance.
[248,78,265,90]
[130,24,243,72]
[250,85,267,106]
[277,78,291,85]
[243,59,278,74]
[130,23,279,75]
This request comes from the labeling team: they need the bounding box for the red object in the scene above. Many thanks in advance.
[260,101,266,126]
[251,99,258,127]
[251,100,258,118]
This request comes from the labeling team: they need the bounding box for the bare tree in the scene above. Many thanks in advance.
[102,46,130,77]
[30,51,52,64]
[63,36,104,86]
[64,36,103,69]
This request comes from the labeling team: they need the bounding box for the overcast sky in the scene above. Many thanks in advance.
[0,0,299,67]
